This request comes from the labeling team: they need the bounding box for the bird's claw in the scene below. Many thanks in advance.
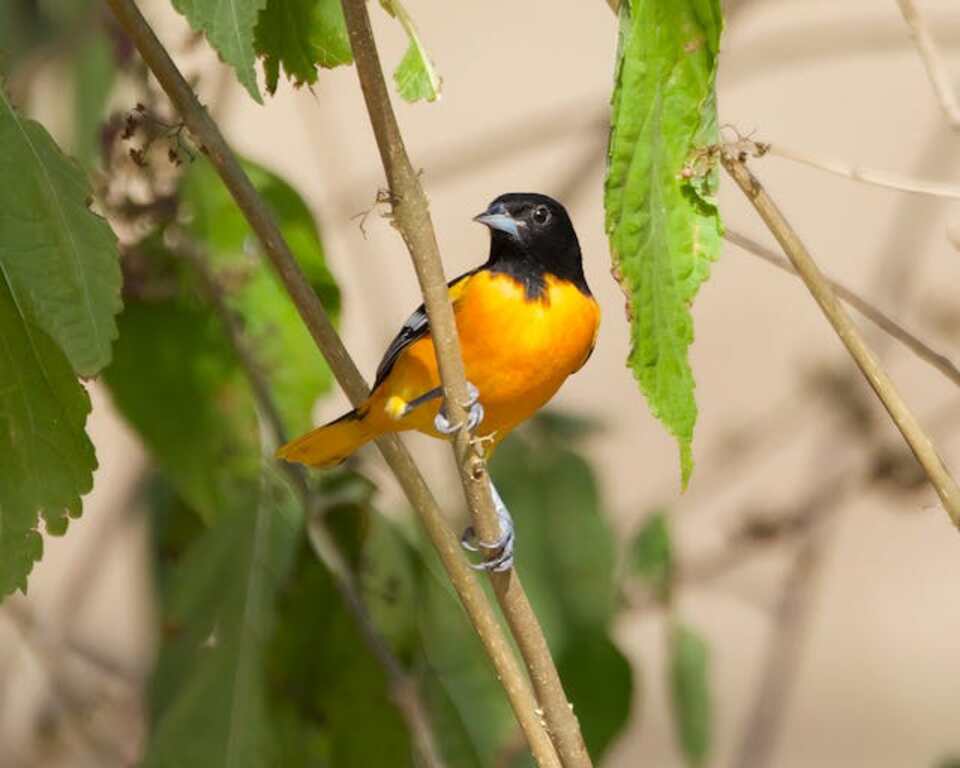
[435,382,484,435]
[460,482,514,572]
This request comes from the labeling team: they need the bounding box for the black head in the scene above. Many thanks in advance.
[474,193,590,299]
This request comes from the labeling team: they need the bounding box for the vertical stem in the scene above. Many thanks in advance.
[340,1,592,766]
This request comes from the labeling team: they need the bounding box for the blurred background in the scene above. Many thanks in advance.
[3,0,960,766]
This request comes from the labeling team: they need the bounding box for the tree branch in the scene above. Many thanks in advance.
[725,229,960,390]
[104,1,558,764]
[894,0,960,130]
[721,151,960,527]
[339,1,589,766]
[174,231,446,768]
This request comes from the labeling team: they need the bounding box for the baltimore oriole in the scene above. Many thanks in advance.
[278,193,600,570]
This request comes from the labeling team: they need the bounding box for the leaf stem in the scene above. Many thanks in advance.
[104,0,558,763]
[339,1,590,766]
[721,150,960,527]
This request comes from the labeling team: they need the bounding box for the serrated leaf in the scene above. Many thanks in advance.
[105,294,261,524]
[145,468,301,768]
[172,0,267,103]
[0,272,96,595]
[669,623,711,767]
[604,0,724,489]
[629,508,672,601]
[0,88,121,377]
[180,157,340,435]
[380,0,441,103]
[254,0,352,94]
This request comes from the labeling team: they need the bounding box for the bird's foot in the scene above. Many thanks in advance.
[461,481,514,572]
[434,382,485,435]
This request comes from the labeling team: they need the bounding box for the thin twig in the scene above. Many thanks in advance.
[721,151,960,527]
[104,1,557,763]
[340,2,590,766]
[760,141,960,200]
[894,0,960,130]
[725,229,960,389]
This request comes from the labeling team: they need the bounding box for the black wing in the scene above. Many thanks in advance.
[372,303,429,390]
[371,268,478,391]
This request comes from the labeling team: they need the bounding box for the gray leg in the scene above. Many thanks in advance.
[460,480,515,572]
[434,382,485,435]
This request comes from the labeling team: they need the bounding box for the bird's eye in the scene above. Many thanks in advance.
[532,205,550,225]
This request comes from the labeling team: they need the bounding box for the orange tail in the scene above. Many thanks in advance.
[276,408,378,468]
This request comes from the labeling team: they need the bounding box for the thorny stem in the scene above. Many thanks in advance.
[340,1,592,767]
[104,1,558,764]
[175,232,446,768]
[721,151,960,527]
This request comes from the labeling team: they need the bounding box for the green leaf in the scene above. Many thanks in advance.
[268,536,415,767]
[0,271,96,595]
[172,0,267,103]
[379,0,441,103]
[105,293,261,524]
[393,40,440,103]
[353,513,493,767]
[254,0,352,95]
[628,509,672,601]
[0,88,121,377]
[145,468,302,768]
[490,427,618,646]
[555,630,633,761]
[180,157,340,435]
[669,623,711,767]
[604,0,724,489]
[489,419,633,765]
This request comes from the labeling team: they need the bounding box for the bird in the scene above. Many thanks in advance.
[277,192,600,571]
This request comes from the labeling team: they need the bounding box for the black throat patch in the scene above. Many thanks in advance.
[487,258,548,301]
[486,235,591,302]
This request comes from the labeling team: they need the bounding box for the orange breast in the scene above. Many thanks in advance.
[371,271,600,446]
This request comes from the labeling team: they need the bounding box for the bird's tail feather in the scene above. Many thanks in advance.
[276,407,377,468]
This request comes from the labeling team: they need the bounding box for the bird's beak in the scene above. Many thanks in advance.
[473,203,520,240]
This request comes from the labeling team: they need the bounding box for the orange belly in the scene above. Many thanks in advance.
[368,271,600,448]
